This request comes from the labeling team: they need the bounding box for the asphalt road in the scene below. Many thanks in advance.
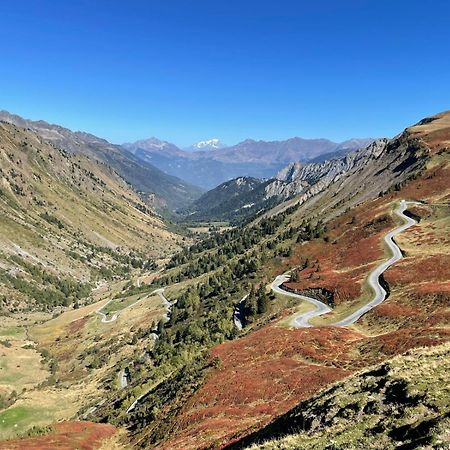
[271,274,332,327]
[271,200,418,328]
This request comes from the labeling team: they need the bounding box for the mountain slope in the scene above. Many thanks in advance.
[0,120,182,312]
[184,177,273,223]
[110,111,448,450]
[236,343,450,450]
[2,112,447,449]
[0,111,202,210]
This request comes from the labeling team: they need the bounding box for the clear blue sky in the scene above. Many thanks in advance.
[1,0,449,146]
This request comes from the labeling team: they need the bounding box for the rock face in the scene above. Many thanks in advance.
[184,132,427,223]
[263,139,389,202]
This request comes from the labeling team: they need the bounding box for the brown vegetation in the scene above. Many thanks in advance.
[0,421,117,450]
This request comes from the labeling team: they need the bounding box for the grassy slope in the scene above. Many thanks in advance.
[0,281,168,440]
[0,121,183,312]
[0,121,188,440]
[0,110,203,211]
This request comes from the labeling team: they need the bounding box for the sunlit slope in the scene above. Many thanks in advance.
[0,121,182,311]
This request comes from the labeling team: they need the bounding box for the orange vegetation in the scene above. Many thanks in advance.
[161,322,449,450]
[284,205,395,306]
[0,421,116,450]
[385,254,450,286]
[407,110,450,153]
[161,326,363,450]
[67,316,89,335]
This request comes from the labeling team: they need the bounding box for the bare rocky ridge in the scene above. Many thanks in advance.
[186,134,425,223]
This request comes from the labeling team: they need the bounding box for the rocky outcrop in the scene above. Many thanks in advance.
[263,139,389,202]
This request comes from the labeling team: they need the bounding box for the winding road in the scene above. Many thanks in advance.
[271,274,332,327]
[271,200,419,328]
[124,200,417,415]
[95,288,172,324]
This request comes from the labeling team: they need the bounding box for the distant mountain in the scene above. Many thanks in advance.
[198,137,373,164]
[125,136,374,190]
[0,111,202,211]
[183,130,427,223]
[186,138,225,152]
[123,137,186,158]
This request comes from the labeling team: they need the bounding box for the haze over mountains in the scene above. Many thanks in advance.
[0,110,374,213]
[124,136,374,190]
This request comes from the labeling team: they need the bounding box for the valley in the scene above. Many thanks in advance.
[0,111,448,450]
[2,2,449,449]
[0,276,169,442]
[124,137,374,190]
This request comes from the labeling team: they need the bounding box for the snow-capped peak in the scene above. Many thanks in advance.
[196,138,220,148]
[189,138,225,151]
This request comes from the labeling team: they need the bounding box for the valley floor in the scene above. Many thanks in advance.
[0,274,169,444]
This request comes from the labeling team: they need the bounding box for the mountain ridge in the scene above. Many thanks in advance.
[183,136,417,223]
[0,120,183,313]
[124,136,374,189]
[0,111,203,211]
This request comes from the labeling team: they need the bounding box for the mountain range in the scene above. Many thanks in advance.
[124,136,374,190]
[182,132,425,223]
[0,110,374,211]
[102,111,449,449]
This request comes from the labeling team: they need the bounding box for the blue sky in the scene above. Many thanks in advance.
[1,0,449,146]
